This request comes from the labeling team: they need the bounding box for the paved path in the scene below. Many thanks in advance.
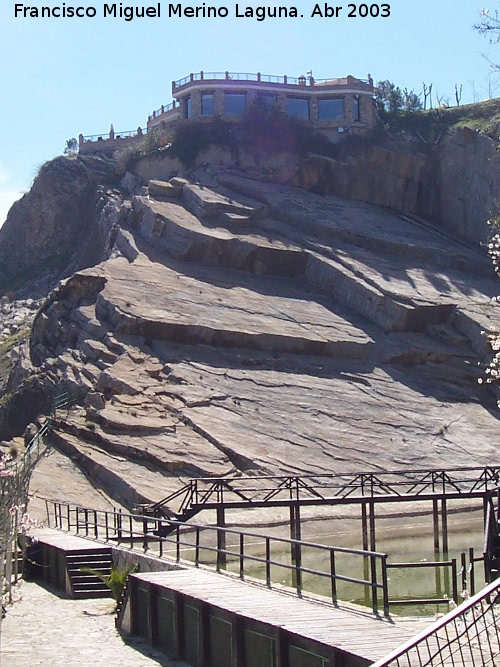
[0,580,189,667]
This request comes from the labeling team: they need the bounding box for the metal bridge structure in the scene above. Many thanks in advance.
[142,467,500,562]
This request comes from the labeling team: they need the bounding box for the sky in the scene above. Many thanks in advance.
[0,0,498,227]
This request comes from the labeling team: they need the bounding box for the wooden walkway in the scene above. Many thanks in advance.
[134,568,429,665]
[33,528,112,552]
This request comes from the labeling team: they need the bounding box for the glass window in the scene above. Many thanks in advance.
[185,96,192,119]
[224,93,246,116]
[258,94,278,110]
[286,97,309,120]
[201,93,214,116]
[353,96,361,121]
[318,98,345,121]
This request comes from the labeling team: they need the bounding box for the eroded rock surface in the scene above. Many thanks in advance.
[2,168,494,516]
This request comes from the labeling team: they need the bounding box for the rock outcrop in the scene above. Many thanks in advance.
[293,128,500,247]
[1,123,500,516]
[0,155,121,293]
[1,167,496,513]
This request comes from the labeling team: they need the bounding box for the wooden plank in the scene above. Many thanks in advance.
[133,568,429,662]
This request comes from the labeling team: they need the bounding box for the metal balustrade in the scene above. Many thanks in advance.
[371,576,500,666]
[172,71,372,90]
[44,500,483,617]
[47,500,391,615]
[81,129,146,142]
[148,467,500,519]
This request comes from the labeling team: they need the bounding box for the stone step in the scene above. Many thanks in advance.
[181,181,266,220]
[218,173,493,277]
[49,422,232,510]
[73,589,113,599]
[95,257,376,360]
[49,429,166,510]
[305,251,454,333]
[134,196,307,279]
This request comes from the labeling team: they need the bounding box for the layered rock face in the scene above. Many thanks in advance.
[7,163,499,514]
[0,155,120,292]
[294,128,500,246]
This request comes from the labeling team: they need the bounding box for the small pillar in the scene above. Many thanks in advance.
[109,124,115,140]
[216,506,226,570]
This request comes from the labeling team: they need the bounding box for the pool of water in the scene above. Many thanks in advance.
[155,501,487,617]
[188,503,487,617]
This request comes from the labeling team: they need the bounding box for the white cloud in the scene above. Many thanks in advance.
[0,166,24,229]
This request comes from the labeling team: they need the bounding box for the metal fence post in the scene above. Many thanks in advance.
[330,549,337,605]
[381,555,389,616]
[452,558,459,604]
[266,537,271,588]
[239,533,244,579]
[195,527,200,566]
[371,553,378,615]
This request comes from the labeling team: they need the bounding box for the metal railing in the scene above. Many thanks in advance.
[148,102,176,120]
[149,467,500,517]
[81,129,146,143]
[47,500,390,615]
[371,575,500,666]
[172,71,371,90]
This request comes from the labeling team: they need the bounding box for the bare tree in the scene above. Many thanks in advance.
[454,83,463,106]
[474,8,500,50]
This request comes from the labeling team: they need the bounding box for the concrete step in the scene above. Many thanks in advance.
[73,589,113,599]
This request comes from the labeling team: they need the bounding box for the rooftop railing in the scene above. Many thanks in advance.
[148,101,177,121]
[172,71,372,90]
[81,129,146,143]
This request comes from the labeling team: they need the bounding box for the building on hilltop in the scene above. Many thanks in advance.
[79,71,375,154]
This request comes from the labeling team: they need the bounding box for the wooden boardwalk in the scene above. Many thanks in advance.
[134,568,429,665]
[33,528,112,552]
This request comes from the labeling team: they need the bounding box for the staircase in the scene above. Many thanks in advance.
[65,548,113,599]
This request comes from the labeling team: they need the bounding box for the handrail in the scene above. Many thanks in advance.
[371,575,500,666]
[149,102,175,119]
[81,129,146,142]
[172,71,372,89]
[46,499,390,615]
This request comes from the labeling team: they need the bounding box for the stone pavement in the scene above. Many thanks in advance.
[0,580,189,667]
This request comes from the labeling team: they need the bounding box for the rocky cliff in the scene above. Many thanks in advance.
[1,121,500,517]
[0,155,120,294]
[294,127,500,246]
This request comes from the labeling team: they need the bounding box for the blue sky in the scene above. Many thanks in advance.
[0,0,497,225]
